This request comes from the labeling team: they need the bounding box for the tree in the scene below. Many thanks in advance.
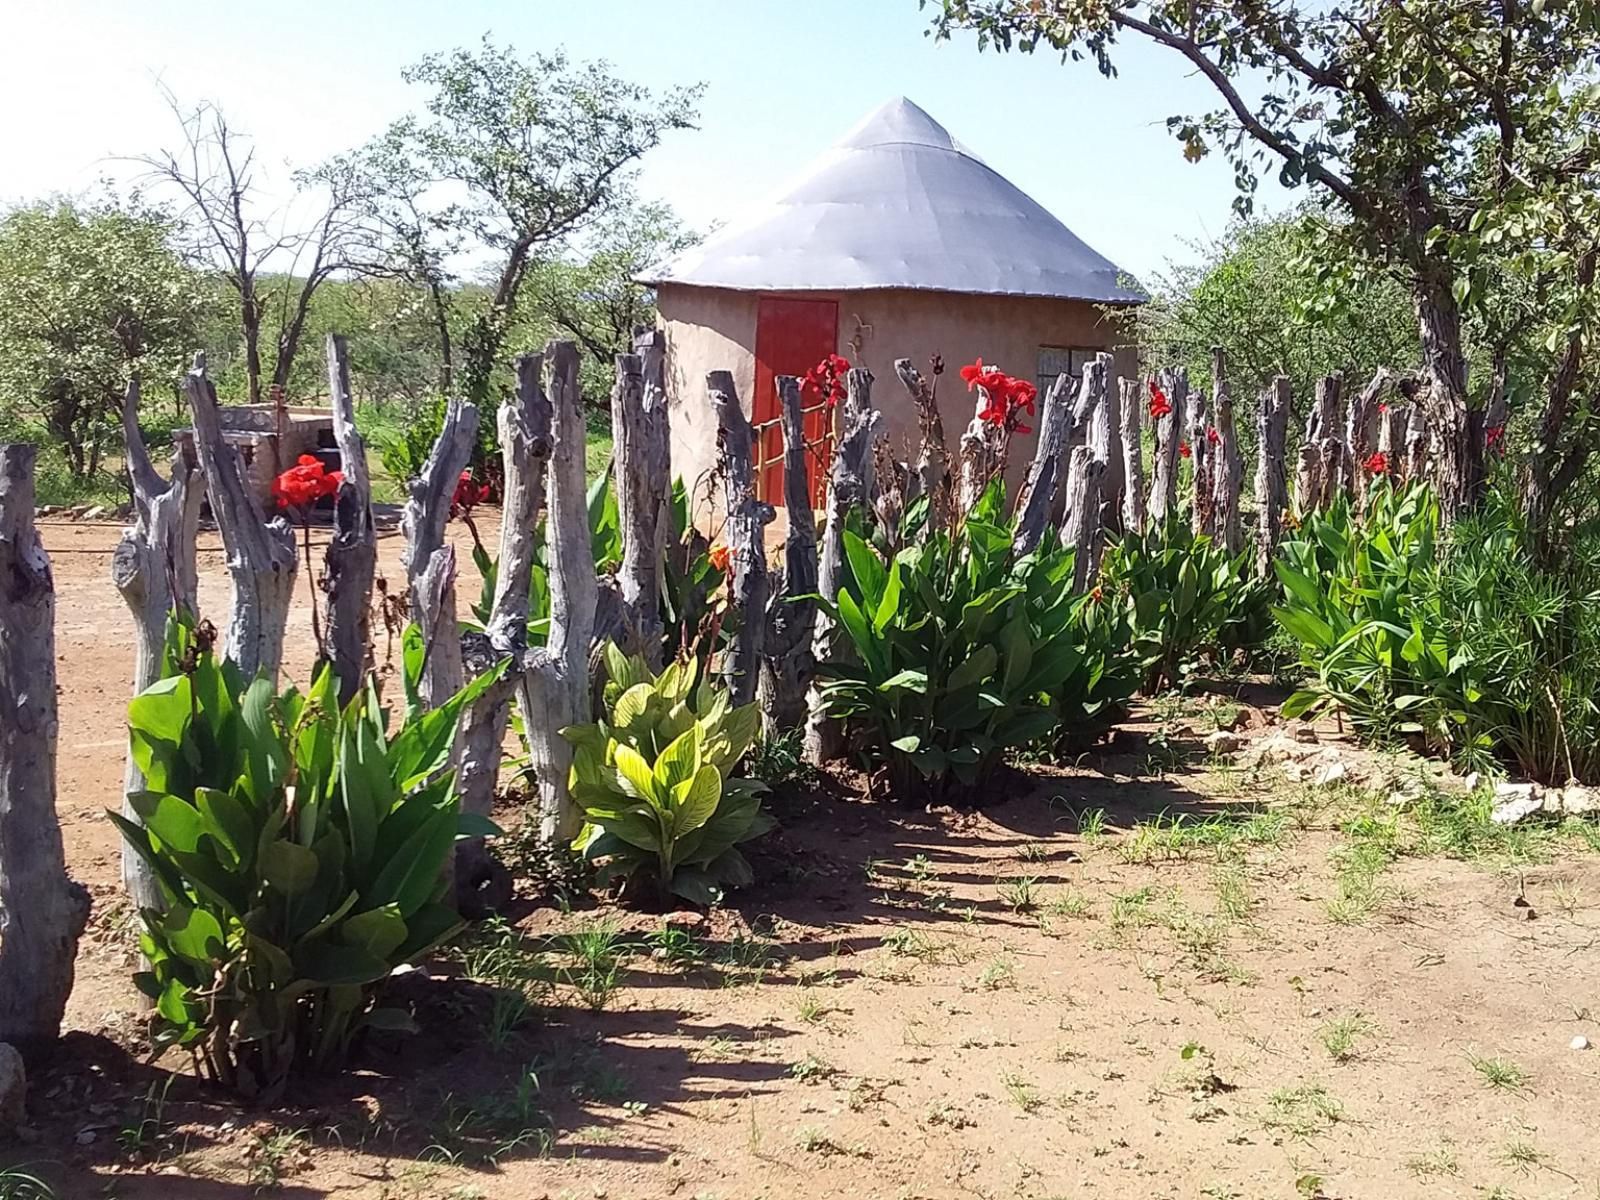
[366,38,702,407]
[516,197,698,400]
[0,197,201,479]
[138,92,369,404]
[932,1,1600,521]
[1132,212,1418,413]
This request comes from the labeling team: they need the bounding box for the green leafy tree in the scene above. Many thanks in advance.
[1133,213,1418,414]
[516,197,699,401]
[931,0,1600,524]
[363,37,703,406]
[0,196,201,480]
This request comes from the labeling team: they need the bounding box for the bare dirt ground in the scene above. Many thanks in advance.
[12,518,1600,1200]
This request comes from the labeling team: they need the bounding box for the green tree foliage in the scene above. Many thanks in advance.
[0,197,201,481]
[931,0,1600,521]
[1132,214,1418,413]
[363,37,703,406]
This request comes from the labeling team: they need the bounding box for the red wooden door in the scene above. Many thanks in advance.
[752,297,838,506]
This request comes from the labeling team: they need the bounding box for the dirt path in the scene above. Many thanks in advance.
[17,519,1600,1200]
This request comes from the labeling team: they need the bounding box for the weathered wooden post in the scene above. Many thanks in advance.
[1062,446,1104,593]
[519,343,600,847]
[614,331,671,664]
[711,370,773,707]
[1052,359,1106,527]
[1186,369,1214,537]
[957,372,1004,513]
[894,358,953,530]
[805,367,880,765]
[457,353,551,892]
[323,333,376,704]
[1097,355,1125,534]
[1210,349,1243,553]
[1149,369,1185,526]
[184,353,298,680]
[759,375,820,736]
[1118,377,1146,534]
[112,379,201,910]
[1013,371,1075,556]
[1254,376,1292,577]
[1404,401,1430,482]
[0,445,91,1057]
[401,397,479,711]
[1344,367,1389,500]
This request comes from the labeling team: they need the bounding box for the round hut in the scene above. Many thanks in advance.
[641,96,1145,508]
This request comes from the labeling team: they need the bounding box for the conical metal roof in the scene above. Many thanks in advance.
[642,96,1145,304]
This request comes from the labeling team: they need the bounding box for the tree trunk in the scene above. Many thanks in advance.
[0,444,91,1059]
[402,396,479,711]
[711,370,773,707]
[1062,446,1104,594]
[1293,443,1321,518]
[183,353,297,681]
[1522,252,1595,530]
[242,287,263,408]
[112,380,201,912]
[1013,370,1075,556]
[519,342,599,848]
[1254,376,1291,578]
[805,368,880,765]
[323,334,376,705]
[1052,360,1107,527]
[1210,348,1243,554]
[1118,377,1146,535]
[1149,369,1185,526]
[614,330,671,664]
[458,353,552,897]
[759,374,820,737]
[1412,279,1471,515]
[894,358,953,531]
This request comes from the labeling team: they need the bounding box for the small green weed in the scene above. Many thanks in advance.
[1467,1052,1529,1092]
[1318,1013,1377,1063]
[1261,1083,1344,1140]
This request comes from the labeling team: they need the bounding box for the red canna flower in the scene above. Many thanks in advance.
[1148,380,1172,421]
[451,469,491,514]
[1179,440,1192,459]
[1090,585,1103,603]
[1365,451,1389,474]
[1207,426,1220,445]
[1378,401,1388,414]
[1485,424,1506,453]
[272,454,341,511]
[708,543,731,573]
[800,353,850,409]
[964,360,1036,434]
[959,358,989,390]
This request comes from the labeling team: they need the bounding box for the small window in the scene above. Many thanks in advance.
[1037,346,1099,395]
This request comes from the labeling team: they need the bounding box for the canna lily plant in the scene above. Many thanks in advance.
[564,644,772,906]
[111,616,502,1102]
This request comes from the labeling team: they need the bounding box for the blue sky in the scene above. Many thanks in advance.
[4,0,1301,282]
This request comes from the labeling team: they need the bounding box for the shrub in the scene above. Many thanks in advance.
[816,484,1135,801]
[1099,518,1271,690]
[111,619,500,1101]
[565,644,772,905]
[1435,498,1600,784]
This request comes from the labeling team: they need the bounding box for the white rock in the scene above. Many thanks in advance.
[1561,785,1597,816]
[1204,731,1247,754]
[80,504,107,521]
[1494,780,1541,802]
[1313,761,1349,788]
[1571,1035,1590,1051]
[1462,772,1481,794]
[1491,794,1544,826]
[0,1043,23,1128]
[1282,762,1312,783]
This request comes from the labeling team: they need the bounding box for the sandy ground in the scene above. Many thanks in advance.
[12,516,1600,1200]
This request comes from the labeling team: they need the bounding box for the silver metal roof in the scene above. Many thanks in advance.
[642,96,1145,304]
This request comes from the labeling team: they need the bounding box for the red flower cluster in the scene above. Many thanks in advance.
[800,353,850,409]
[1179,440,1193,459]
[1485,424,1506,453]
[1148,380,1173,421]
[272,454,342,511]
[1207,427,1221,445]
[708,543,731,573]
[959,359,1038,434]
[1365,451,1389,474]
[452,470,491,514]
